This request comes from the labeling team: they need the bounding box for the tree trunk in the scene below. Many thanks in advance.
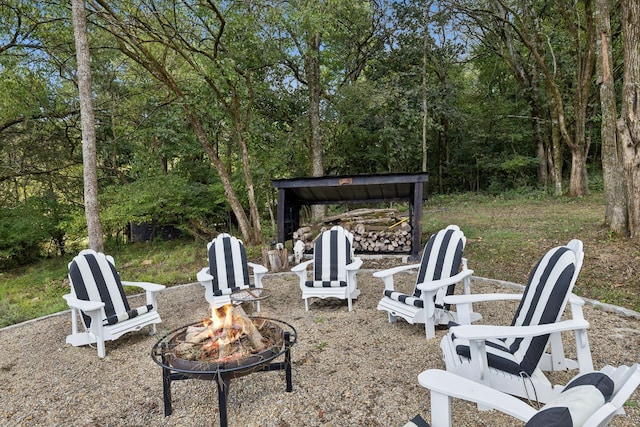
[71,0,104,252]
[306,32,326,221]
[421,3,434,173]
[567,0,596,196]
[549,102,563,195]
[568,114,590,196]
[232,76,263,244]
[618,0,640,240]
[596,0,627,233]
[185,110,255,244]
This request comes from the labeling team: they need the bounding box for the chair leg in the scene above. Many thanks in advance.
[97,338,106,358]
[430,390,453,427]
[425,317,436,339]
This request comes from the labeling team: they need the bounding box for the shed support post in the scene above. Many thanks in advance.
[411,182,424,260]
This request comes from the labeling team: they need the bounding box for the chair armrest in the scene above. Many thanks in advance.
[120,281,165,307]
[569,293,585,306]
[247,262,268,288]
[291,259,313,288]
[62,293,104,312]
[346,257,363,271]
[197,267,213,283]
[247,262,268,275]
[121,281,166,293]
[451,319,590,341]
[291,259,313,273]
[443,292,523,306]
[373,263,420,292]
[416,269,474,292]
[372,263,420,279]
[418,369,536,422]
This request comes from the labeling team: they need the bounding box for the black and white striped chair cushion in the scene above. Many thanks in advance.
[305,227,353,288]
[208,233,252,296]
[69,250,154,328]
[402,414,430,427]
[452,246,576,376]
[383,226,464,309]
[526,371,614,426]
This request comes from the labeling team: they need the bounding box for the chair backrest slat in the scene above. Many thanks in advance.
[414,225,465,307]
[208,233,251,293]
[313,226,353,283]
[508,246,576,375]
[68,250,130,327]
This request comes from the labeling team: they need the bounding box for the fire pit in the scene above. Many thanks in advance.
[151,305,297,427]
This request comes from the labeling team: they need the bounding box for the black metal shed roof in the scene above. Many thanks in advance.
[271,172,429,205]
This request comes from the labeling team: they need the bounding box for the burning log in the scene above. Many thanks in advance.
[172,304,273,363]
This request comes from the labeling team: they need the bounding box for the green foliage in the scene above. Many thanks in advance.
[0,196,71,266]
[100,173,228,240]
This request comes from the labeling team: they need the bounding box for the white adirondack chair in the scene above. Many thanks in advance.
[375,225,481,339]
[291,225,362,311]
[440,242,593,403]
[63,249,165,358]
[197,233,268,311]
[415,364,640,427]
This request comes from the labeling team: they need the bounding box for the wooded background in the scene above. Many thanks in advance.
[1,0,639,266]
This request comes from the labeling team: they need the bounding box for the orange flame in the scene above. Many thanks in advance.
[206,304,243,349]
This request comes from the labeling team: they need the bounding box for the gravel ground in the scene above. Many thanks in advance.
[2,264,640,427]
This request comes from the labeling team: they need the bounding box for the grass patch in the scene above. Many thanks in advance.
[1,190,639,328]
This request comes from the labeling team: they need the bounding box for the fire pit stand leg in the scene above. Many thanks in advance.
[284,331,293,392]
[159,344,192,417]
[216,375,232,427]
[162,364,173,416]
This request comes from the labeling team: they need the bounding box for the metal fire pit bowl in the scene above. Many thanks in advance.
[151,317,297,427]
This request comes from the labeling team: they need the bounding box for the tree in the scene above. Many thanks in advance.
[450,0,597,196]
[595,0,627,233]
[266,0,382,219]
[89,0,268,244]
[618,0,640,240]
[71,0,104,252]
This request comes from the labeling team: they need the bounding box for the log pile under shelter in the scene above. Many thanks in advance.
[293,208,412,254]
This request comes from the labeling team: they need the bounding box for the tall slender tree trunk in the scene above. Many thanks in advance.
[596,0,627,233]
[306,32,325,221]
[548,99,563,195]
[421,3,434,173]
[71,0,104,252]
[618,0,640,240]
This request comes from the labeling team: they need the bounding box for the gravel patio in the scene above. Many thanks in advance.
[1,265,640,427]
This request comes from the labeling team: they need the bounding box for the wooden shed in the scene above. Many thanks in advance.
[271,173,429,260]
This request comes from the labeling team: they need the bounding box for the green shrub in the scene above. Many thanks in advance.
[0,196,70,266]
[100,173,229,241]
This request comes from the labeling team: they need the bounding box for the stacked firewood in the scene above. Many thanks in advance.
[292,208,412,254]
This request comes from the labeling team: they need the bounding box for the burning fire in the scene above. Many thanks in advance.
[200,304,243,349]
[175,304,268,363]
